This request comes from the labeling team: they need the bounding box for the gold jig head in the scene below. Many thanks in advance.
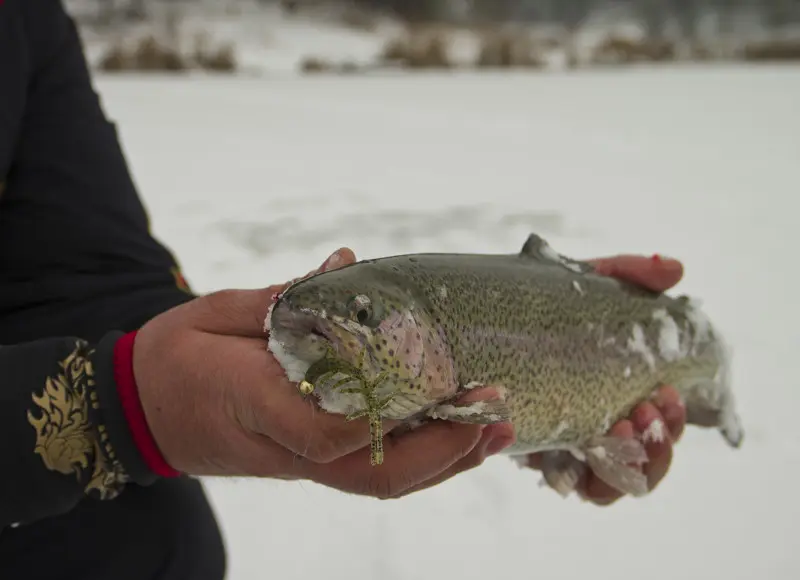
[298,380,315,396]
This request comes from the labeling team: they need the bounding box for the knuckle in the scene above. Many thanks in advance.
[271,409,363,464]
[201,289,241,321]
[308,422,365,463]
[205,288,237,307]
[302,438,340,464]
[302,425,362,464]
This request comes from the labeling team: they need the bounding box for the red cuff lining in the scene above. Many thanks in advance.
[113,330,181,478]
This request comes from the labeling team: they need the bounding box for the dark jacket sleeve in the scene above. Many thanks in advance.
[0,1,185,530]
[0,330,167,529]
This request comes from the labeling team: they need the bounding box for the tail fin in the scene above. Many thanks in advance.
[680,302,744,448]
[715,333,744,448]
[683,330,744,448]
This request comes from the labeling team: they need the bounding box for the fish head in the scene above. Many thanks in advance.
[267,261,457,417]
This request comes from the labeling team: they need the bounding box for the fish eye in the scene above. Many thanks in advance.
[349,295,373,325]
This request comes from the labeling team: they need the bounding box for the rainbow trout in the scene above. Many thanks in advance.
[265,233,743,497]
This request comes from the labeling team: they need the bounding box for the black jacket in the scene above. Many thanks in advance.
[0,2,225,578]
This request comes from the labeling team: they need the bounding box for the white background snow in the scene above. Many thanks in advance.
[87,9,799,579]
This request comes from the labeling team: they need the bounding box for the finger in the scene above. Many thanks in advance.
[280,384,505,469]
[525,453,542,470]
[630,401,674,493]
[278,247,359,304]
[299,420,488,499]
[391,423,516,498]
[589,254,684,293]
[651,385,687,442]
[321,247,356,272]
[298,247,358,281]
[212,337,401,464]
[194,247,357,338]
[576,419,636,505]
[388,385,516,496]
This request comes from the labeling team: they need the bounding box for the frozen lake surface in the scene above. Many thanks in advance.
[94,65,800,580]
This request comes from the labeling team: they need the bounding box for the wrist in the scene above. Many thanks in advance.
[90,330,181,486]
[113,330,182,479]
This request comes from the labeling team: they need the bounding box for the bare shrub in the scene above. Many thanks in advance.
[591,34,676,65]
[192,32,237,72]
[641,38,676,62]
[378,28,452,69]
[380,36,408,62]
[690,42,715,61]
[475,29,544,68]
[407,31,451,68]
[132,35,186,71]
[299,56,335,74]
[592,35,641,65]
[298,57,369,75]
[741,39,800,62]
[97,29,237,74]
[196,44,237,72]
[97,43,135,72]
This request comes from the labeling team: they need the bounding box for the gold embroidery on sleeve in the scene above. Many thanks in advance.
[170,266,192,295]
[27,341,129,500]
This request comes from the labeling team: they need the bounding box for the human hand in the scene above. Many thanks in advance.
[133,248,514,499]
[522,254,688,505]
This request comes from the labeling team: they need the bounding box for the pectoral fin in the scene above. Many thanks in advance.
[583,435,650,497]
[427,399,512,424]
[539,450,587,498]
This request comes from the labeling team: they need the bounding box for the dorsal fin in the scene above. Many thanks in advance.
[519,233,594,275]
[519,233,550,260]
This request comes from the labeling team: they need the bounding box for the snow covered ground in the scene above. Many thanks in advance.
[93,63,799,580]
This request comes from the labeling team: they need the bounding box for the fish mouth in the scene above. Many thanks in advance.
[269,300,379,383]
[270,301,374,353]
[267,302,340,383]
[270,301,334,342]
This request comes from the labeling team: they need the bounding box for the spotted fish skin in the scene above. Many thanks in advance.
[266,233,743,495]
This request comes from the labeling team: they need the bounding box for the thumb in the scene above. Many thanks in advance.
[590,254,684,293]
[191,287,277,338]
[193,247,357,338]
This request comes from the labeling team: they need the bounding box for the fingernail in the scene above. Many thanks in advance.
[486,436,514,456]
[651,253,677,264]
[322,251,343,271]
